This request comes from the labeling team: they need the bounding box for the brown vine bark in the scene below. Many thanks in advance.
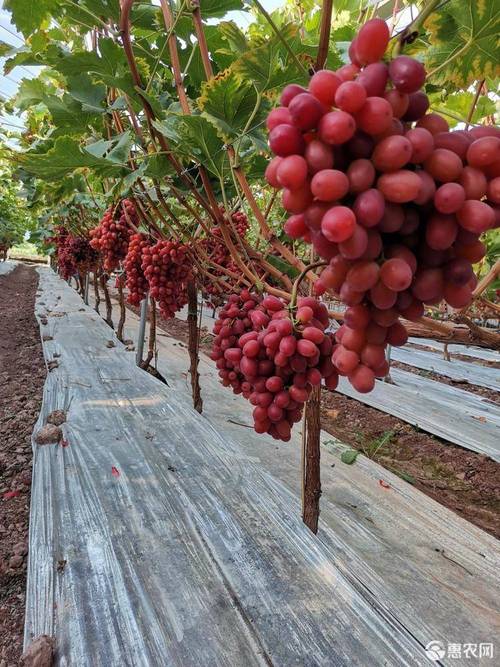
[302,386,322,534]
[315,0,334,70]
[93,271,101,314]
[187,281,203,413]
[117,281,126,342]
[100,275,114,329]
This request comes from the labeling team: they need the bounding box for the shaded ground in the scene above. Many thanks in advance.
[0,264,46,664]
[151,311,500,540]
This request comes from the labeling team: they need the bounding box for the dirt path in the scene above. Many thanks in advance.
[0,264,46,665]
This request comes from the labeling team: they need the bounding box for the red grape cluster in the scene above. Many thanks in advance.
[89,200,136,272]
[200,210,250,301]
[124,233,151,306]
[141,240,192,318]
[211,290,338,441]
[49,226,98,280]
[265,17,499,392]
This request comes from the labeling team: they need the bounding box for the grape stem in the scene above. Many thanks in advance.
[465,79,485,129]
[290,261,327,310]
[315,0,334,70]
[392,0,441,56]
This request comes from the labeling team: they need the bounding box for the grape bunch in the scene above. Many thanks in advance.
[124,233,151,306]
[89,200,136,272]
[265,17,499,392]
[200,209,250,302]
[211,291,338,441]
[141,240,193,318]
[49,226,98,280]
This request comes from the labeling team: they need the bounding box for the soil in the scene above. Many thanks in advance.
[148,310,500,540]
[0,264,46,665]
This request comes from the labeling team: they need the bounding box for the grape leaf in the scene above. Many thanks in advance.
[424,0,500,88]
[16,136,130,180]
[153,115,230,181]
[196,0,244,19]
[66,74,106,113]
[341,449,359,465]
[429,91,496,127]
[3,0,61,37]
[198,69,268,150]
[233,23,310,94]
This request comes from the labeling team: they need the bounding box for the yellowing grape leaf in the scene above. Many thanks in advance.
[424,0,500,88]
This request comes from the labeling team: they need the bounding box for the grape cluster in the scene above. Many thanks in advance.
[141,240,192,318]
[200,209,250,302]
[49,226,98,280]
[266,17,499,392]
[89,200,136,272]
[124,233,151,306]
[211,291,338,441]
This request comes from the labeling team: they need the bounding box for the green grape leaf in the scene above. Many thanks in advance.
[195,0,244,19]
[84,132,132,165]
[218,21,248,54]
[16,136,130,180]
[233,23,309,94]
[66,74,106,113]
[15,78,49,111]
[341,449,359,465]
[3,0,61,37]
[424,0,500,88]
[153,115,230,181]
[429,91,496,127]
[44,94,99,136]
[198,69,268,150]
[62,0,120,24]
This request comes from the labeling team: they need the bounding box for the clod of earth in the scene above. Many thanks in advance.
[46,410,66,426]
[35,424,62,445]
[20,635,55,667]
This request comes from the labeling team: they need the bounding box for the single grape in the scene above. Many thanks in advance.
[434,183,465,214]
[383,89,409,118]
[267,107,293,130]
[347,159,376,193]
[353,189,385,227]
[377,170,422,203]
[356,97,393,135]
[318,110,356,145]
[425,214,458,250]
[357,63,389,97]
[288,92,325,131]
[354,18,390,64]
[402,91,429,122]
[424,148,463,183]
[416,113,449,135]
[269,124,305,156]
[456,200,495,234]
[304,140,334,174]
[321,206,356,242]
[379,258,413,291]
[308,70,342,106]
[372,135,413,172]
[389,56,426,94]
[311,169,349,201]
[277,155,308,190]
[335,81,367,113]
